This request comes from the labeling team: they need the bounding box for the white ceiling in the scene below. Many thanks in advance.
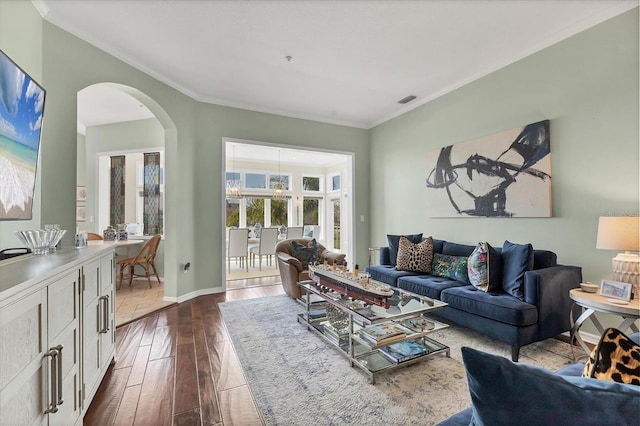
[36,0,637,131]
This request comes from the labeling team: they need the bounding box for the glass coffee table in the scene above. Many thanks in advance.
[297,271,450,384]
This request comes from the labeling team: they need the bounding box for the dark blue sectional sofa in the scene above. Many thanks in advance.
[438,332,640,426]
[368,238,582,361]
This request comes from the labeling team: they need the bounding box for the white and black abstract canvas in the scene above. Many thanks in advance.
[425,120,551,217]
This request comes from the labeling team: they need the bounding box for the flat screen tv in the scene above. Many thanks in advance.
[0,49,45,220]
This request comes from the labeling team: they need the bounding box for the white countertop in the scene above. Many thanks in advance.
[0,244,115,301]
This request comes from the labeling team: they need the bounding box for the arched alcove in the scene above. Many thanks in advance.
[77,82,178,315]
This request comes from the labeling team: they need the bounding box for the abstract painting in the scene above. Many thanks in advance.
[425,120,551,217]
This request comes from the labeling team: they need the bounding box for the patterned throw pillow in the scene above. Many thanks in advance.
[395,236,433,273]
[387,233,423,266]
[432,253,471,285]
[292,239,319,269]
[467,242,501,292]
[582,328,640,385]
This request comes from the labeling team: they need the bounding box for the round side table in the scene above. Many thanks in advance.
[569,288,640,356]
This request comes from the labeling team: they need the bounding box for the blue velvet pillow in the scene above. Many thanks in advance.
[432,253,471,285]
[467,242,501,292]
[462,347,640,426]
[387,234,423,266]
[501,240,534,300]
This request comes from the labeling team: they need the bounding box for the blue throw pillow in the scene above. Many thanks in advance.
[462,347,640,426]
[467,242,501,292]
[387,234,423,266]
[501,240,534,300]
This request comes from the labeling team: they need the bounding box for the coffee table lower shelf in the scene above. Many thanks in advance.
[297,313,450,384]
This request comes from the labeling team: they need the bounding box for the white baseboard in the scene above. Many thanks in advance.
[163,286,225,304]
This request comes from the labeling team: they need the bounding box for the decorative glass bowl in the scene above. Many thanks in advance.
[16,229,67,255]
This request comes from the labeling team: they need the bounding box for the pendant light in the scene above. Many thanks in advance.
[273,149,286,200]
[226,144,242,199]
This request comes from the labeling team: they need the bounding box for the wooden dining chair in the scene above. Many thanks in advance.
[249,227,278,270]
[87,232,103,241]
[116,234,162,289]
[228,228,249,273]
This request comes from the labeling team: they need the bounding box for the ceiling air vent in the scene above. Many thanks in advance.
[397,95,417,104]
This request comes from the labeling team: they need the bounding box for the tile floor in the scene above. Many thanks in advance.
[115,278,175,327]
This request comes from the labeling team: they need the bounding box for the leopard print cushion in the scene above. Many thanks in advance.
[395,236,433,273]
[582,327,640,386]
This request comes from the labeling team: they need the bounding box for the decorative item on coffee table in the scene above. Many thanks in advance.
[297,278,450,384]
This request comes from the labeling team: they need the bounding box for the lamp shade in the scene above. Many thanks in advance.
[596,216,640,251]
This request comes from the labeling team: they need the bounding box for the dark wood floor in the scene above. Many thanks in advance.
[84,279,285,426]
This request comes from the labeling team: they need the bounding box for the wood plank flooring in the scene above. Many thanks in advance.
[84,280,285,426]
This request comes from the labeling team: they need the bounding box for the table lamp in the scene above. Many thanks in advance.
[596,216,640,298]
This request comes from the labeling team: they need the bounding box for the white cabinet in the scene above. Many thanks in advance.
[47,270,81,426]
[0,246,115,425]
[0,288,48,425]
[0,269,81,426]
[82,253,115,409]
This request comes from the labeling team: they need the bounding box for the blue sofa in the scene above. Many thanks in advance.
[438,332,640,426]
[368,238,582,361]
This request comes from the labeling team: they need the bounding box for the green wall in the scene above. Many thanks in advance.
[194,104,369,289]
[369,9,639,329]
[0,0,43,248]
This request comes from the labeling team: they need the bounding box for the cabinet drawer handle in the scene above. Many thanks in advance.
[99,295,110,333]
[44,347,59,414]
[54,344,64,406]
[105,294,110,333]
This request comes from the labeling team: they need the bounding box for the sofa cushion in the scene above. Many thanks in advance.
[582,328,640,386]
[467,242,501,292]
[387,233,423,266]
[442,241,476,257]
[440,286,537,326]
[367,265,422,287]
[398,275,466,300]
[432,239,446,254]
[533,249,557,270]
[395,236,433,273]
[432,253,471,285]
[291,239,320,268]
[461,346,640,426]
[501,240,534,300]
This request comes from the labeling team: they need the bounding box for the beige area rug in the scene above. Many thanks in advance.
[219,295,576,426]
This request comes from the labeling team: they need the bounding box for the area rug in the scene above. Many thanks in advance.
[219,295,576,426]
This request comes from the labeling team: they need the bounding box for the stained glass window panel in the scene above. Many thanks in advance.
[143,152,162,235]
[110,155,125,226]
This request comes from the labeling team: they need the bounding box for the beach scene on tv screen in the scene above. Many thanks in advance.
[0,52,45,220]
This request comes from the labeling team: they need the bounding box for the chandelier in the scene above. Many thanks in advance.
[226,144,242,199]
[273,149,286,200]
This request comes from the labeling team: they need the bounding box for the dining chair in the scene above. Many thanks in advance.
[286,226,304,239]
[228,228,249,273]
[87,232,103,241]
[116,234,162,289]
[249,227,278,270]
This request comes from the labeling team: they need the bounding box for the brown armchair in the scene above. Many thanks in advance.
[275,238,346,299]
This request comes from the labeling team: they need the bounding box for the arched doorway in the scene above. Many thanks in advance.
[77,83,177,325]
